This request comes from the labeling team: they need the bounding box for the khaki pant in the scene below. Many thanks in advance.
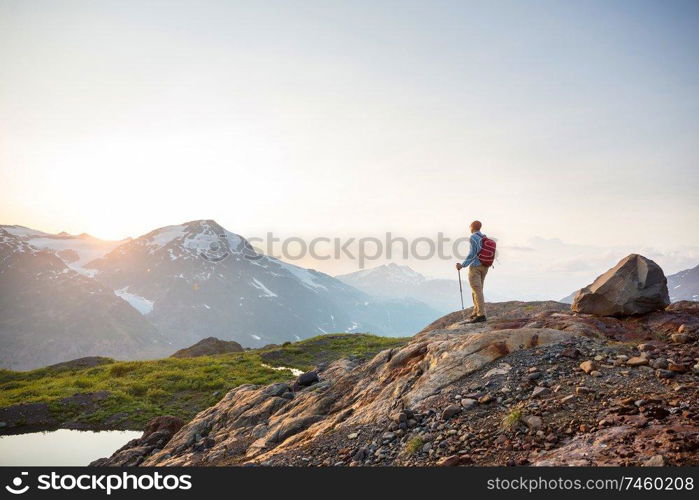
[468,265,488,316]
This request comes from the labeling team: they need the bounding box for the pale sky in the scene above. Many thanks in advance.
[1,0,698,296]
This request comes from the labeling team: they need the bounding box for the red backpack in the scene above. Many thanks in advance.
[478,235,496,267]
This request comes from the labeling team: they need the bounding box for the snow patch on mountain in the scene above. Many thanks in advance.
[342,263,426,284]
[278,261,328,292]
[145,224,187,251]
[1,225,122,274]
[1,225,52,239]
[251,278,277,297]
[140,221,248,264]
[115,287,154,315]
[666,264,699,302]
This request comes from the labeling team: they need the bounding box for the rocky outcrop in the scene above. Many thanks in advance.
[420,301,570,333]
[90,416,184,466]
[533,424,699,466]
[132,326,573,466]
[572,254,670,316]
[94,301,699,467]
[171,337,243,358]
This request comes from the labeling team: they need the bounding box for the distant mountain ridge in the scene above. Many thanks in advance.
[338,263,493,314]
[1,225,127,277]
[0,221,438,370]
[667,265,699,302]
[0,227,165,370]
[87,220,438,349]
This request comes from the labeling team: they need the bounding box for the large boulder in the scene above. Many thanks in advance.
[572,254,670,317]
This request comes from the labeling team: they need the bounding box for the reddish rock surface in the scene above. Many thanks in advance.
[93,300,699,467]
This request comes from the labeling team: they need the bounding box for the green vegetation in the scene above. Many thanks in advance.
[0,333,409,430]
[259,333,407,370]
[501,407,523,430]
[405,436,424,455]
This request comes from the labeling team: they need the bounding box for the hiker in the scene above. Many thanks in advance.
[456,220,495,323]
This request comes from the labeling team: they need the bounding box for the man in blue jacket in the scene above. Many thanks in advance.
[456,220,488,323]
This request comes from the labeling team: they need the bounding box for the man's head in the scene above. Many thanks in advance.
[470,220,482,233]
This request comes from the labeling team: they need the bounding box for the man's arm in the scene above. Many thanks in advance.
[462,234,478,267]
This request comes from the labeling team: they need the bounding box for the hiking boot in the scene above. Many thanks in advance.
[467,315,487,324]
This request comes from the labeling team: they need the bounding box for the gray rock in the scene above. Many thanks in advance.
[650,358,668,369]
[460,398,477,409]
[441,404,461,420]
[531,386,550,398]
[353,447,368,461]
[295,371,319,388]
[643,455,665,467]
[264,383,291,397]
[390,411,407,423]
[572,254,670,316]
[522,415,542,431]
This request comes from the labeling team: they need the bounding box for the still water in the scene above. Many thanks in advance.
[0,429,141,466]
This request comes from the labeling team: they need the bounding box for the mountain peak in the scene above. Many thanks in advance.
[338,263,426,283]
[182,218,222,229]
[136,220,247,260]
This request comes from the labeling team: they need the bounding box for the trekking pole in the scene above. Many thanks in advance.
[457,268,465,318]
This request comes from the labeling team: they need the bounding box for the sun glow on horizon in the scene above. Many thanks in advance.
[1,0,698,276]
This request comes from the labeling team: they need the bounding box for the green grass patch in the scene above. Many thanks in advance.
[0,333,409,429]
[501,408,523,430]
[405,436,424,455]
[258,333,408,371]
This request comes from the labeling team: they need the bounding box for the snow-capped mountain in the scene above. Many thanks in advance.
[1,225,126,277]
[86,220,438,350]
[0,228,164,370]
[0,220,439,369]
[338,263,426,292]
[667,265,699,302]
[337,263,465,314]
